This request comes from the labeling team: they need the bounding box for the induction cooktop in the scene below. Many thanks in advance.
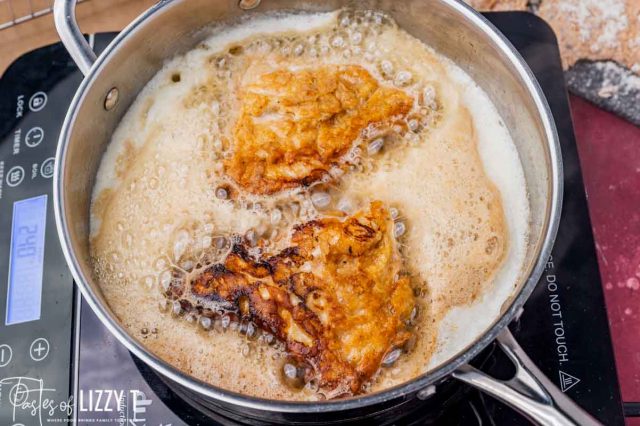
[0,12,625,426]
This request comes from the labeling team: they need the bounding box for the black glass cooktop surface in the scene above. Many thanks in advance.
[0,12,624,426]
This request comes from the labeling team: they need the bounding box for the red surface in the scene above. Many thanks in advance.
[569,95,640,405]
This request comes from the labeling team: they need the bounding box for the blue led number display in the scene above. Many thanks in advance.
[5,195,48,325]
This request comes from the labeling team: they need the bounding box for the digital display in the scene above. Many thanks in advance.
[5,195,48,325]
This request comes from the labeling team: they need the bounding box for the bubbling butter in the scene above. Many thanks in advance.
[89,9,529,400]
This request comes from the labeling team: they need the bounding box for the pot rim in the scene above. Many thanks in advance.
[53,0,563,413]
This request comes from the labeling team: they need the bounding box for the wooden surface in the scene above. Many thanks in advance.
[0,0,156,75]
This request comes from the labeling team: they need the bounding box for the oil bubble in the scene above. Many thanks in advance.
[408,118,421,133]
[154,256,168,271]
[245,229,258,246]
[240,343,251,357]
[185,313,197,324]
[240,321,258,340]
[270,208,283,224]
[180,259,195,272]
[337,196,355,213]
[260,333,276,346]
[171,300,183,317]
[283,363,297,379]
[200,235,213,250]
[331,36,345,48]
[366,41,376,52]
[215,186,229,199]
[140,275,155,290]
[173,229,191,260]
[220,315,231,330]
[158,299,170,312]
[293,43,305,56]
[367,138,384,155]
[381,348,402,367]
[394,221,406,237]
[159,270,174,291]
[421,86,437,109]
[282,362,305,389]
[199,316,213,330]
[390,207,400,220]
[380,60,394,77]
[311,191,331,209]
[214,236,229,250]
[394,71,413,87]
[409,306,419,325]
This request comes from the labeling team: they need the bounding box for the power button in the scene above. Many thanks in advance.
[0,344,12,367]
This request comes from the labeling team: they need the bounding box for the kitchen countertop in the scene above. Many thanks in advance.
[0,0,155,74]
[570,95,640,409]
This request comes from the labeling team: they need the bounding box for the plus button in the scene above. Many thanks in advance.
[29,338,50,361]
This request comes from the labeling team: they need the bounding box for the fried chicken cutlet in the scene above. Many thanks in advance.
[225,65,414,194]
[189,201,415,394]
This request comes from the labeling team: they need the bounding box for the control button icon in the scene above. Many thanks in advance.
[40,157,55,179]
[6,165,25,187]
[29,91,47,112]
[25,126,44,148]
[29,338,50,362]
[0,344,12,367]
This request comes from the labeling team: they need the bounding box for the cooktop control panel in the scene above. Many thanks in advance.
[0,41,80,426]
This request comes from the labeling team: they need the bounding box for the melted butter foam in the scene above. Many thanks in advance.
[425,61,529,369]
[90,9,529,400]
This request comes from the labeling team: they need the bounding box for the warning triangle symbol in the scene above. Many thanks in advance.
[558,370,580,393]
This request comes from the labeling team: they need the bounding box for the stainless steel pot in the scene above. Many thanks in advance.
[52,0,601,424]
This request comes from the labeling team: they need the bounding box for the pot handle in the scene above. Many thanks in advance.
[452,328,601,426]
[53,0,97,75]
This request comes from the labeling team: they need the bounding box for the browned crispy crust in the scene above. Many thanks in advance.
[190,201,415,394]
[225,65,414,195]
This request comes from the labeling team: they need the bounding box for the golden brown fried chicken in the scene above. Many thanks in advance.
[190,201,415,394]
[225,65,414,194]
